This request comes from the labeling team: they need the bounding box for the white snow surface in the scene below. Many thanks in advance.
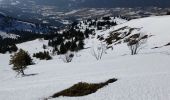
[0,16,170,100]
[0,30,19,39]
[64,10,81,15]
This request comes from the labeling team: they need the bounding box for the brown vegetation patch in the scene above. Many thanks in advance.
[50,78,117,98]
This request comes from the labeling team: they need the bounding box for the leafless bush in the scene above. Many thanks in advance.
[126,33,148,55]
[91,43,106,60]
[62,51,74,63]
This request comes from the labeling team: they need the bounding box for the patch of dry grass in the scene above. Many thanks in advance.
[50,78,117,98]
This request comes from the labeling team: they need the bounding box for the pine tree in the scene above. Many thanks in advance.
[167,12,170,15]
[9,44,18,53]
[78,40,84,50]
[10,49,34,76]
[43,44,47,49]
[70,41,78,52]
[59,43,67,54]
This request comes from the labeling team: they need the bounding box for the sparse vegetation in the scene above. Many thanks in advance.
[48,28,85,55]
[104,27,149,55]
[47,16,118,57]
[105,26,130,45]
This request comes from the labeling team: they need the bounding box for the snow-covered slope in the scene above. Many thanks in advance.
[0,30,19,39]
[116,15,170,46]
[0,16,170,100]
[86,15,170,56]
[77,16,127,31]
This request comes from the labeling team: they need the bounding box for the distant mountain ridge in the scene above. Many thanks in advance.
[0,13,56,39]
[33,0,170,8]
[1,0,170,9]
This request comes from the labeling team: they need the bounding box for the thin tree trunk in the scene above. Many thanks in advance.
[21,69,25,76]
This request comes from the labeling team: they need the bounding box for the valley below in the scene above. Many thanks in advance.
[0,0,170,100]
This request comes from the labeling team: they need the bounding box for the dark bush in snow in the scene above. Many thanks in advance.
[50,78,117,98]
[33,51,52,60]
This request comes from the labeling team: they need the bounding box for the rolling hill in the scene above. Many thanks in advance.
[0,15,170,100]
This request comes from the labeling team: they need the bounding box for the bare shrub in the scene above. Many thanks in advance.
[91,43,106,60]
[61,51,74,63]
[125,33,148,55]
